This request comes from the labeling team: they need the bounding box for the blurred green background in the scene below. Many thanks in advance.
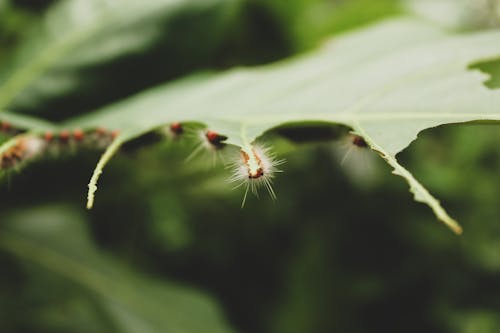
[1,0,500,332]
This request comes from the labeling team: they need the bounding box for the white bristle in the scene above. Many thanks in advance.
[229,144,285,207]
[332,133,379,186]
[185,130,226,165]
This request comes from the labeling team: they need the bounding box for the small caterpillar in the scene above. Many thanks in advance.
[84,127,119,149]
[333,133,379,186]
[334,133,370,165]
[1,127,119,171]
[186,129,228,164]
[1,136,46,170]
[351,135,368,148]
[204,130,227,150]
[161,122,184,140]
[229,144,285,207]
[169,122,184,137]
[42,128,118,155]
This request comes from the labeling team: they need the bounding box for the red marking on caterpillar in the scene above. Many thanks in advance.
[44,131,54,142]
[1,128,120,171]
[1,121,11,132]
[240,149,264,179]
[229,144,285,207]
[170,122,183,136]
[0,121,24,136]
[351,135,368,148]
[73,129,84,141]
[205,130,227,149]
[185,129,228,164]
[339,134,370,165]
[59,130,70,142]
[1,136,46,170]
[43,128,118,152]
[333,133,379,186]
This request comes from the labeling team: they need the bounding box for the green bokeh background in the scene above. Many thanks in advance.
[1,0,500,332]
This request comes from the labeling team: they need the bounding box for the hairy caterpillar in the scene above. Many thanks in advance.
[337,134,369,164]
[333,133,379,186]
[169,122,184,137]
[180,127,284,205]
[186,129,228,164]
[161,122,185,141]
[229,144,285,207]
[1,127,119,171]
[1,136,46,170]
[204,130,227,150]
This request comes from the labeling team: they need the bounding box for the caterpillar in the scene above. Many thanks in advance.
[351,134,368,148]
[0,127,119,171]
[185,129,228,164]
[333,133,379,186]
[0,136,46,170]
[229,144,285,207]
[204,130,227,150]
[169,122,184,137]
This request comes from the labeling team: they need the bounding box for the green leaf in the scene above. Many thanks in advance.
[66,18,500,233]
[0,205,235,333]
[2,16,500,233]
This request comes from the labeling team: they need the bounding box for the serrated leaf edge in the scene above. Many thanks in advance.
[353,121,463,234]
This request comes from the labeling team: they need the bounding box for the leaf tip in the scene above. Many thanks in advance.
[441,216,463,235]
[85,138,123,210]
[86,182,97,209]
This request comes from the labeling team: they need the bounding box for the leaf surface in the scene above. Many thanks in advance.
[64,19,500,233]
[3,18,500,233]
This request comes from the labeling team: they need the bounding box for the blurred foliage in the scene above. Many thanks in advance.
[0,205,234,333]
[1,0,402,121]
[0,0,38,63]
[0,0,500,333]
[406,0,500,31]
[250,0,401,50]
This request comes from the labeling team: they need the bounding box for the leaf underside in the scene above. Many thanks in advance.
[2,15,500,233]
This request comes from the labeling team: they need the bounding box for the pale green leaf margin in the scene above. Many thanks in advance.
[353,123,462,234]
